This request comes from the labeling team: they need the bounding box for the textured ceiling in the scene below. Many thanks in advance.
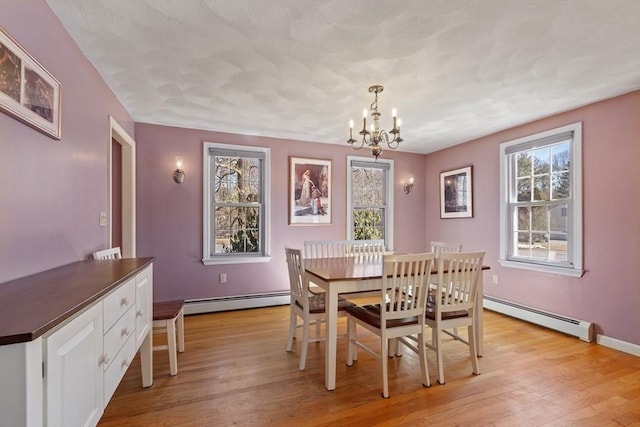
[46,0,640,154]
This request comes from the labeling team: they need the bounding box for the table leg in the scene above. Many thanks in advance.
[475,272,484,356]
[325,286,338,391]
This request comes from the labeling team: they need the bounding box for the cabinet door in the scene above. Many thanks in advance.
[135,264,153,348]
[45,303,104,427]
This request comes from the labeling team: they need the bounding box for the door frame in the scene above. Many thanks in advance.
[109,116,136,257]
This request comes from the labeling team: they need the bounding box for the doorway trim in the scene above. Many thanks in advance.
[109,116,136,257]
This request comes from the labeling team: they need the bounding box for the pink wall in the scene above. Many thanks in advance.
[2,0,636,347]
[135,123,427,301]
[425,91,640,345]
[0,0,134,282]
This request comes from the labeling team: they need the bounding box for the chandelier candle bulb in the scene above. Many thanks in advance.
[349,120,354,140]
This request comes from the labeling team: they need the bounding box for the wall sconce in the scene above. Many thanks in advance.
[173,156,185,183]
[403,177,414,194]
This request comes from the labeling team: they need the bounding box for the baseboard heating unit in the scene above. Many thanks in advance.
[185,291,289,315]
[483,295,593,342]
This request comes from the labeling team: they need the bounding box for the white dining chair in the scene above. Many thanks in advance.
[425,251,485,384]
[92,246,122,260]
[285,246,354,370]
[92,247,186,376]
[345,252,435,398]
[430,241,462,258]
[348,239,385,257]
[303,240,350,259]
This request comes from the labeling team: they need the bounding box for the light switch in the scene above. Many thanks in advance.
[99,211,107,227]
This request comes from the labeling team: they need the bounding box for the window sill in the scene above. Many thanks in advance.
[498,259,584,277]
[202,256,271,266]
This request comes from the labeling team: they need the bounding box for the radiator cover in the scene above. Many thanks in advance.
[483,295,593,342]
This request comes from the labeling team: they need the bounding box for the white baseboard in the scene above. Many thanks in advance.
[185,292,289,315]
[596,334,640,357]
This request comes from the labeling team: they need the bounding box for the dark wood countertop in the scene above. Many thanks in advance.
[0,257,154,346]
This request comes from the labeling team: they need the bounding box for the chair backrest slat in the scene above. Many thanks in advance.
[436,251,485,312]
[303,239,385,259]
[285,247,310,311]
[382,253,435,322]
[93,247,122,260]
[430,241,462,258]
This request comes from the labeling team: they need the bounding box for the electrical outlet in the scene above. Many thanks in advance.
[99,211,107,227]
[219,273,227,284]
[492,274,499,285]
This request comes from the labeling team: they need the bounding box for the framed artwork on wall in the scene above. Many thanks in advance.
[0,26,61,139]
[440,165,473,218]
[289,156,331,225]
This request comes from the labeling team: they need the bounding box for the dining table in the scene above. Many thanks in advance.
[304,254,489,391]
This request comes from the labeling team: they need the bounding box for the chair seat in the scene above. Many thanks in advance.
[153,300,184,321]
[296,294,355,314]
[425,302,469,320]
[345,304,420,328]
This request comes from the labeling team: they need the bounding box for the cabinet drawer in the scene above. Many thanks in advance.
[103,278,135,331]
[104,334,136,403]
[103,306,135,371]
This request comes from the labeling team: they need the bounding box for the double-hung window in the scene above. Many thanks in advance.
[346,156,394,249]
[499,122,583,277]
[202,142,270,265]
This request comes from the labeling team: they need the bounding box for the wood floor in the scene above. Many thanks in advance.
[99,302,640,426]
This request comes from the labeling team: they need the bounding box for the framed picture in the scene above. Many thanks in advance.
[0,27,61,139]
[289,156,331,225]
[440,166,473,218]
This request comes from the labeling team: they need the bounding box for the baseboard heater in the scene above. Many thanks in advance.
[185,291,289,315]
[483,295,593,342]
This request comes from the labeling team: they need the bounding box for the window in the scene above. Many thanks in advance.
[202,142,270,265]
[499,122,583,277]
[346,156,394,249]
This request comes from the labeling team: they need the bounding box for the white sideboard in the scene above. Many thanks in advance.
[0,258,154,427]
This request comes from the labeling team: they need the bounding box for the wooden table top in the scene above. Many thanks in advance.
[0,257,153,345]
[304,256,383,282]
[304,255,490,282]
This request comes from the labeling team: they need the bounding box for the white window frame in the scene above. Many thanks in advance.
[202,142,271,265]
[346,155,394,250]
[499,122,583,277]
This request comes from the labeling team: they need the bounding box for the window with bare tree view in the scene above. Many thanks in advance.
[500,123,583,277]
[203,143,270,265]
[347,157,393,249]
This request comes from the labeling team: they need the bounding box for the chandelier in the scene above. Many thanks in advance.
[347,85,402,159]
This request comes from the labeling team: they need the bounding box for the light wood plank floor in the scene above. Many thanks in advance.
[100,303,640,426]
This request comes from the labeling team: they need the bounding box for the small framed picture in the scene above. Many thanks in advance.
[440,166,473,218]
[0,27,61,139]
[289,156,331,225]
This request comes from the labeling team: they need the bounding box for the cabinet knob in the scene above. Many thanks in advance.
[99,354,111,366]
[121,328,131,337]
[121,359,129,369]
[120,297,129,306]
[136,309,144,317]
